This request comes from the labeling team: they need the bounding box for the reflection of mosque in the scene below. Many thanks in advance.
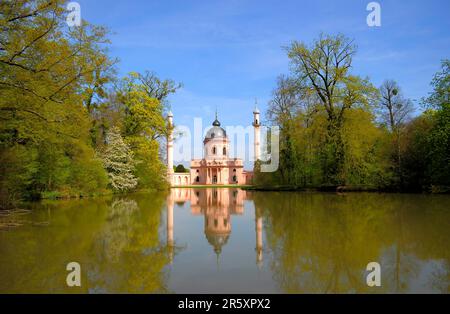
[166,188,263,266]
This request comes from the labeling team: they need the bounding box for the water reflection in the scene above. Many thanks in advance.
[167,188,263,265]
[0,189,449,293]
[253,192,450,293]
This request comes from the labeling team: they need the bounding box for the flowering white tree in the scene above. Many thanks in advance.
[101,127,138,192]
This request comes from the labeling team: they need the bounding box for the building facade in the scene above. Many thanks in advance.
[167,109,260,186]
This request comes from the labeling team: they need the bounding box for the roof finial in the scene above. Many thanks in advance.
[253,98,260,114]
[212,107,221,126]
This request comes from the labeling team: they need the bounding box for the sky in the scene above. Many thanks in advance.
[77,0,449,165]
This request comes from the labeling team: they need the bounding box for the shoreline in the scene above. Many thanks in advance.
[241,185,450,194]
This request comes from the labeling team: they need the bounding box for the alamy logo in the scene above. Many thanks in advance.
[66,2,81,27]
[66,262,81,287]
[366,2,381,27]
[366,262,381,287]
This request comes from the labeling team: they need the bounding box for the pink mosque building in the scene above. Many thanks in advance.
[167,108,261,186]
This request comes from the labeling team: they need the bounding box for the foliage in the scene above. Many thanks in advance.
[175,164,189,173]
[257,36,448,192]
[100,127,138,192]
[286,34,379,184]
[0,1,177,206]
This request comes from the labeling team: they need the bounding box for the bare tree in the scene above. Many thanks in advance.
[267,75,301,129]
[379,80,414,184]
[379,80,414,132]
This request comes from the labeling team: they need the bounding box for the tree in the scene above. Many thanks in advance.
[0,1,113,144]
[133,71,182,103]
[378,80,414,186]
[111,73,170,189]
[287,34,378,184]
[423,60,450,189]
[379,80,414,132]
[175,164,188,173]
[100,127,138,192]
[0,1,114,203]
[266,75,303,185]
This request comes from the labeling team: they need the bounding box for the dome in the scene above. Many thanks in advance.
[205,115,227,140]
[205,126,227,139]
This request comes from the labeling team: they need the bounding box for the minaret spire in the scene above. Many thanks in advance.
[253,99,261,161]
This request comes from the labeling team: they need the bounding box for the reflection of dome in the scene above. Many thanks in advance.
[205,232,230,254]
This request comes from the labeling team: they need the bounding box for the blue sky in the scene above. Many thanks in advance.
[78,0,449,161]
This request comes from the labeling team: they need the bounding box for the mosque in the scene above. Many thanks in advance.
[166,107,261,186]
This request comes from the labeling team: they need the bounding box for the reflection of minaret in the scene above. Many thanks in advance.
[167,196,174,263]
[255,207,263,268]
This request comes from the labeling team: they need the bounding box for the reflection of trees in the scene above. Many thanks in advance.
[254,192,450,293]
[88,193,171,293]
[0,192,172,293]
[0,198,110,293]
[99,199,139,262]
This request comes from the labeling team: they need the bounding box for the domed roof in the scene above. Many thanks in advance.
[205,126,227,139]
[205,114,227,139]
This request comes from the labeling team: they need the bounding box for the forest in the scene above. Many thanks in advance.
[255,34,449,193]
[1,2,449,210]
[0,1,181,208]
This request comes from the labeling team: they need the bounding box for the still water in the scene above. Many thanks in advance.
[0,188,449,293]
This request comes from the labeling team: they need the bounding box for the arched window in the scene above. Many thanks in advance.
[256,119,259,125]
[233,175,237,182]
[212,146,216,155]
[223,147,226,155]
[233,169,236,172]
[196,176,200,182]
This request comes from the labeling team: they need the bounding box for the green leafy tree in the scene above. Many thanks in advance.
[423,60,450,189]
[175,164,188,173]
[0,1,112,204]
[286,34,378,184]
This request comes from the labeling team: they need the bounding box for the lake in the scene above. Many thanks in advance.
[0,188,449,293]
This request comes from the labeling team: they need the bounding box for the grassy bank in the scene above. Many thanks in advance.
[242,184,450,194]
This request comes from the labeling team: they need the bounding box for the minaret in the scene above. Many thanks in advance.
[253,100,261,161]
[167,111,174,181]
